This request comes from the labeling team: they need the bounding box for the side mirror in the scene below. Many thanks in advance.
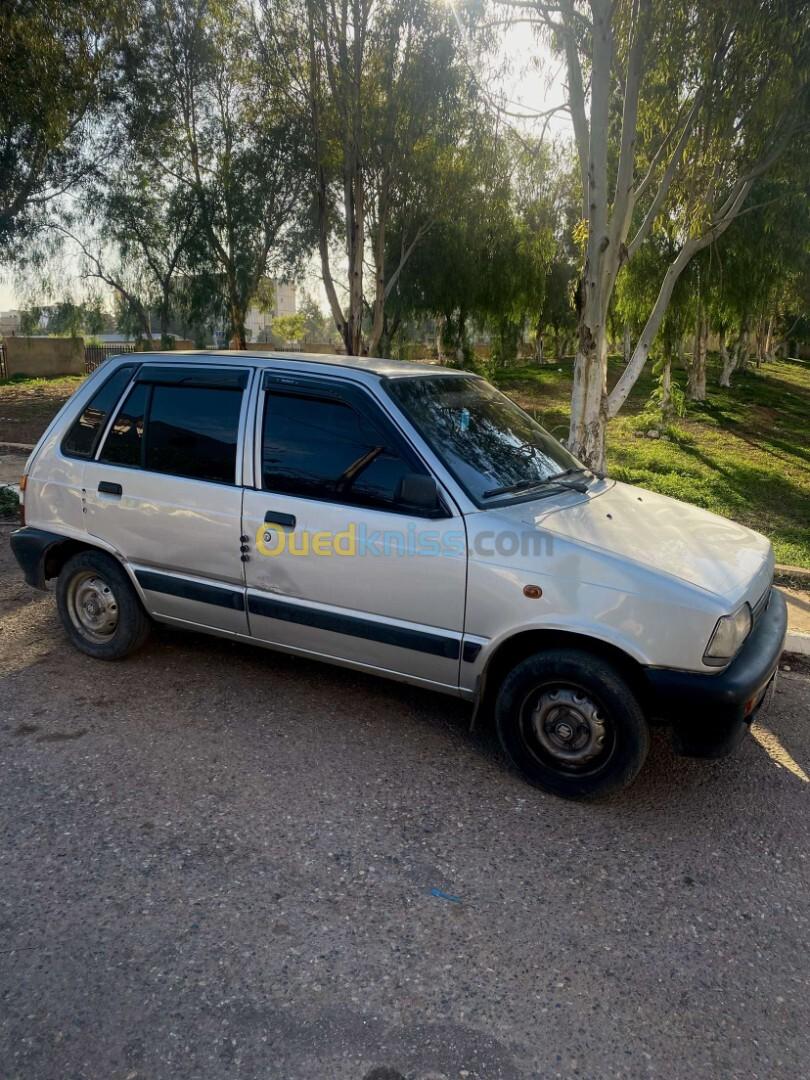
[396,472,441,512]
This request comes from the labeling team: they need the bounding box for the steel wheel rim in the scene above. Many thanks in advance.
[66,571,120,643]
[520,681,615,774]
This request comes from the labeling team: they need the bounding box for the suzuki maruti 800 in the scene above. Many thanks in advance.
[10,352,787,799]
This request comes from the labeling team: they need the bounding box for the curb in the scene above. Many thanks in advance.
[785,631,810,657]
[0,442,34,453]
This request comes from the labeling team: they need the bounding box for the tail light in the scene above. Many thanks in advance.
[18,474,26,526]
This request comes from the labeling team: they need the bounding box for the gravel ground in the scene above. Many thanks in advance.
[1,536,809,1080]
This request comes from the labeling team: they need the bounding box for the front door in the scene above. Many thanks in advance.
[242,375,467,689]
[84,364,252,634]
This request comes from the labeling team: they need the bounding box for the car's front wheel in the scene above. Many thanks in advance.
[56,550,151,660]
[495,648,649,800]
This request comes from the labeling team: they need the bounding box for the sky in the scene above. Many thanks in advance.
[0,17,567,315]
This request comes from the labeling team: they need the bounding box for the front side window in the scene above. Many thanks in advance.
[386,374,583,504]
[262,390,419,511]
[97,380,243,485]
[62,364,137,458]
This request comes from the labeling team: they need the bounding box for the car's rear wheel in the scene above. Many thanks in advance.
[56,550,150,660]
[495,648,649,800]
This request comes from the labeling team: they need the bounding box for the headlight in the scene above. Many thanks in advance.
[704,604,753,665]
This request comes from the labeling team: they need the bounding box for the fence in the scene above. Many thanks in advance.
[84,342,137,373]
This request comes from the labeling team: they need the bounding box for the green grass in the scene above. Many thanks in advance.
[0,373,85,389]
[494,354,810,569]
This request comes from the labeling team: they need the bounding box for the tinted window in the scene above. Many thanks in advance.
[99,384,149,467]
[62,364,137,458]
[262,392,417,510]
[387,374,582,503]
[145,385,242,484]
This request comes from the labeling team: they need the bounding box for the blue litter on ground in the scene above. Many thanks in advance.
[430,887,461,903]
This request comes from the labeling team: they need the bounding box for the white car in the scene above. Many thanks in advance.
[10,351,786,799]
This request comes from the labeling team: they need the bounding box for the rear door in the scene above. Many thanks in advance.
[84,363,252,634]
[241,373,467,689]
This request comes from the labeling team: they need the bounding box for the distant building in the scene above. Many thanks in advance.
[244,280,297,342]
[0,310,21,337]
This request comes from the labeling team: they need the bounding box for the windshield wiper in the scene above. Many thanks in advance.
[483,468,590,500]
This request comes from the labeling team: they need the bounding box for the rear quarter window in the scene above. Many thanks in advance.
[61,364,137,459]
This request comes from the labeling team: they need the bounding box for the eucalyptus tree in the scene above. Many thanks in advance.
[383,128,566,365]
[60,162,197,343]
[127,0,310,347]
[256,0,480,355]
[708,171,810,386]
[491,0,810,469]
[614,235,693,417]
[0,0,136,251]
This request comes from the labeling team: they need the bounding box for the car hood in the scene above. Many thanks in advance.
[504,479,772,600]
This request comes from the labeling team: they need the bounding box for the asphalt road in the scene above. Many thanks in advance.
[1,537,809,1080]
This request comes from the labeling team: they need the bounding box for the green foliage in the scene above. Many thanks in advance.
[272,313,306,344]
[387,133,566,361]
[0,0,136,248]
[648,377,687,420]
[298,294,339,345]
[19,307,42,335]
[125,0,311,346]
[0,486,20,518]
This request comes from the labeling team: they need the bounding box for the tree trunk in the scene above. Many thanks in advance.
[718,327,735,387]
[622,324,632,365]
[229,299,247,349]
[455,310,468,366]
[346,168,365,355]
[158,286,172,346]
[660,345,673,418]
[367,175,389,356]
[135,305,154,345]
[435,315,446,364]
[733,319,751,374]
[568,317,608,472]
[534,320,544,363]
[764,313,776,363]
[688,313,708,401]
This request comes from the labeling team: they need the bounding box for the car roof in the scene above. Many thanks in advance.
[122,349,466,380]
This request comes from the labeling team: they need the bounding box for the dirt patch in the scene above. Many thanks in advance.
[0,376,83,445]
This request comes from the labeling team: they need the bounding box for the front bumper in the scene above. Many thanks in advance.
[643,587,788,758]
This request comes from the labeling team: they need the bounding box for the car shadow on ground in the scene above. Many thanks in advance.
[138,620,808,830]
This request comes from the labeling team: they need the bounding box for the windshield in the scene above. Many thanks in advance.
[386,374,584,504]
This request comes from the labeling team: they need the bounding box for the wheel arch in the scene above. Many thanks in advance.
[46,538,147,608]
[43,537,101,582]
[471,628,651,730]
[11,526,140,597]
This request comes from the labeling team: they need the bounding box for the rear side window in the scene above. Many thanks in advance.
[262,390,419,511]
[97,378,244,485]
[146,385,242,484]
[62,364,137,458]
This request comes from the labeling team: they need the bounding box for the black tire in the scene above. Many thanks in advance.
[56,549,151,660]
[495,648,649,800]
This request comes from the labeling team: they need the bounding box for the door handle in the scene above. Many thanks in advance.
[264,511,296,529]
[98,481,123,496]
